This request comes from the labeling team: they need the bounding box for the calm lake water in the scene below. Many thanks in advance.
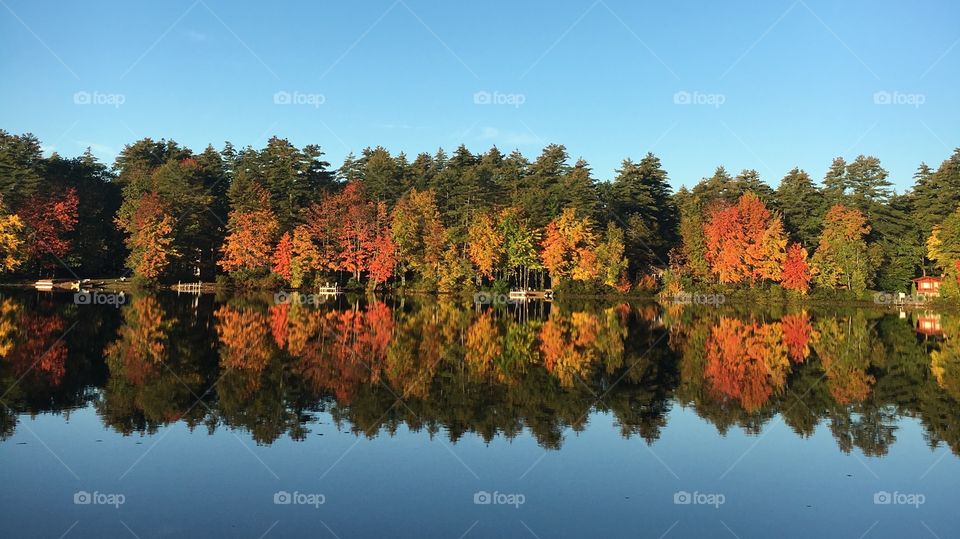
[0,290,958,538]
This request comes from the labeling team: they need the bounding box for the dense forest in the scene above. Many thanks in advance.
[2,129,960,298]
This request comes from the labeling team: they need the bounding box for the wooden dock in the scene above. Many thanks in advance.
[508,289,553,301]
[316,282,341,295]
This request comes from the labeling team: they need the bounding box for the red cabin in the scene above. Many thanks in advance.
[912,276,942,296]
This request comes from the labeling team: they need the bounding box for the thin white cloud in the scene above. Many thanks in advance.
[182,29,208,42]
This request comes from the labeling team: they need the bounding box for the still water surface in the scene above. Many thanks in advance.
[0,291,958,538]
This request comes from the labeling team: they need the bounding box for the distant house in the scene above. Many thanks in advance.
[912,276,942,297]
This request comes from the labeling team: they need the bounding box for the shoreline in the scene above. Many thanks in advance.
[2,280,954,311]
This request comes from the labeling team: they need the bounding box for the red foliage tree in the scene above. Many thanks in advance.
[365,202,396,285]
[304,181,389,282]
[272,231,293,283]
[781,243,811,293]
[20,187,79,269]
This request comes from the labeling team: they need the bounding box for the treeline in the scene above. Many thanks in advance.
[1,129,959,296]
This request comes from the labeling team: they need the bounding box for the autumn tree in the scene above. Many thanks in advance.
[467,209,505,283]
[19,188,79,271]
[366,202,397,286]
[289,225,321,288]
[781,243,811,293]
[390,188,446,284]
[304,181,390,283]
[0,197,24,272]
[219,186,280,275]
[594,222,629,290]
[119,192,176,281]
[541,208,599,285]
[811,204,874,292]
[272,231,293,284]
[702,192,788,285]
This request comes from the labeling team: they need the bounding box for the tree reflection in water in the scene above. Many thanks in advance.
[1,291,959,459]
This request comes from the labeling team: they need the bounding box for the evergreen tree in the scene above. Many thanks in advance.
[0,130,44,209]
[608,154,676,275]
[822,157,849,204]
[775,167,824,248]
[361,146,404,206]
[910,149,960,237]
[520,144,570,228]
[560,158,600,222]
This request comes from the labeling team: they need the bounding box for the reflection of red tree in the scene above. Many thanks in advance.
[781,311,813,363]
[293,302,394,403]
[9,313,67,387]
[704,318,789,411]
[269,303,289,349]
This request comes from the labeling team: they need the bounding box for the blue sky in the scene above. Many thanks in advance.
[2,0,957,191]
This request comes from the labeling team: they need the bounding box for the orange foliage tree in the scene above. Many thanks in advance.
[541,208,599,284]
[781,243,812,293]
[703,192,788,285]
[366,202,397,285]
[219,187,280,274]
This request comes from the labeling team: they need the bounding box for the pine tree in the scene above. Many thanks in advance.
[775,167,824,248]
